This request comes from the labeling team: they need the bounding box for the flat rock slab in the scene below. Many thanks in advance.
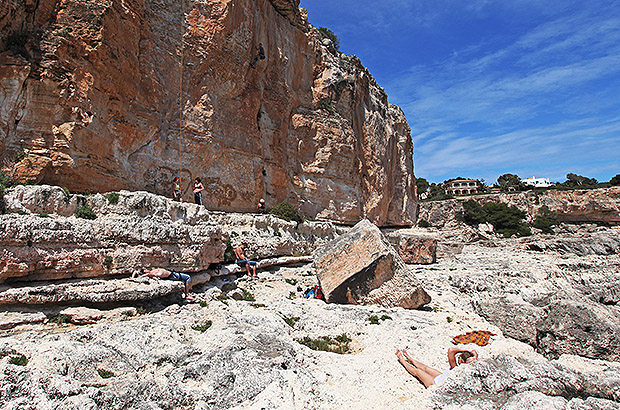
[0,278,185,305]
[313,219,430,309]
[0,311,47,330]
[59,307,104,325]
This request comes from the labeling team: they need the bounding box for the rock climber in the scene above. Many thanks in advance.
[250,42,265,68]
[234,243,258,279]
[395,347,478,388]
[132,267,195,301]
[193,177,204,205]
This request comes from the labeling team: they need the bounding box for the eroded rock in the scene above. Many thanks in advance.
[314,219,430,309]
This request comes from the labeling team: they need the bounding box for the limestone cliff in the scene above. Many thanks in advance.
[0,0,416,226]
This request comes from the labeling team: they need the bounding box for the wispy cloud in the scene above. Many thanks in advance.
[385,4,620,183]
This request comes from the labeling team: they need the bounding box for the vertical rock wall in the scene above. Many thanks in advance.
[0,0,417,226]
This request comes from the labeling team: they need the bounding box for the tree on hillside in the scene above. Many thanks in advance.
[415,177,429,196]
[608,174,620,186]
[497,174,523,191]
[564,173,597,187]
[318,27,340,51]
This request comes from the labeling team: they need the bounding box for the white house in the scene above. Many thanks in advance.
[522,176,552,188]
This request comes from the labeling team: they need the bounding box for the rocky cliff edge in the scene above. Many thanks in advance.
[0,0,416,226]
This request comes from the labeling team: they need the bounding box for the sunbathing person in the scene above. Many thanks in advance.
[234,243,258,278]
[132,267,195,301]
[396,347,477,388]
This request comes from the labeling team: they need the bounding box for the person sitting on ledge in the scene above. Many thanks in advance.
[234,243,258,279]
[132,267,195,301]
[396,347,478,388]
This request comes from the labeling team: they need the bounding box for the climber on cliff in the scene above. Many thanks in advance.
[250,43,265,68]
[132,267,195,301]
[234,243,258,278]
[395,347,478,388]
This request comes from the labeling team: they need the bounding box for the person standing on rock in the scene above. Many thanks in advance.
[132,267,195,301]
[256,198,266,214]
[234,243,258,279]
[250,43,265,68]
[172,177,182,202]
[396,347,477,388]
[193,177,205,205]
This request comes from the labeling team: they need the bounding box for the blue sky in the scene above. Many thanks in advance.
[300,0,620,184]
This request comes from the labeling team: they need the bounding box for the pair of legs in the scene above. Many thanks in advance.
[237,260,258,278]
[132,268,195,301]
[396,349,441,388]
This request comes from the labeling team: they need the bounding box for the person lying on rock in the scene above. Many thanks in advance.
[395,347,477,388]
[132,268,195,301]
[234,244,258,279]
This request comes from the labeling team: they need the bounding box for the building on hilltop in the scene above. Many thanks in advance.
[522,176,552,188]
[445,179,480,196]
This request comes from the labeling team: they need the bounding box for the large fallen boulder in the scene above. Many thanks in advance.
[313,219,430,309]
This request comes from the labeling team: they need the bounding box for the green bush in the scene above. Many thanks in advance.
[9,354,28,366]
[268,202,302,223]
[192,321,212,332]
[317,98,335,115]
[283,316,299,328]
[105,192,120,204]
[49,314,69,324]
[532,205,558,234]
[224,239,235,263]
[284,278,297,286]
[483,202,530,237]
[296,334,351,354]
[461,200,531,237]
[318,26,340,50]
[241,289,256,302]
[75,204,96,220]
[103,256,113,270]
[97,368,115,379]
[461,200,486,226]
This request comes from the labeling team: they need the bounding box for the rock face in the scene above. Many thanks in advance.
[0,0,416,226]
[386,231,437,264]
[0,185,338,284]
[313,219,430,309]
[418,187,620,227]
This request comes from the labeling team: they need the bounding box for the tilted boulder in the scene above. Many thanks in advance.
[313,219,430,309]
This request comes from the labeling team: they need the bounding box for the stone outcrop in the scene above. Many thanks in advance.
[386,231,437,264]
[313,219,430,309]
[0,0,416,226]
[0,185,337,284]
[430,354,620,409]
[418,187,620,227]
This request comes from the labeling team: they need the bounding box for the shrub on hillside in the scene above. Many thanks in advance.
[318,27,340,50]
[461,200,486,226]
[461,200,530,237]
[75,204,96,220]
[532,205,558,234]
[268,202,302,223]
[482,202,530,237]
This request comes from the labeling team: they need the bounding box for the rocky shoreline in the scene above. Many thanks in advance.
[1,186,619,409]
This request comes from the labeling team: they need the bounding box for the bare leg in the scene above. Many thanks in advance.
[402,350,442,378]
[396,350,436,388]
[252,264,257,277]
[184,282,195,301]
